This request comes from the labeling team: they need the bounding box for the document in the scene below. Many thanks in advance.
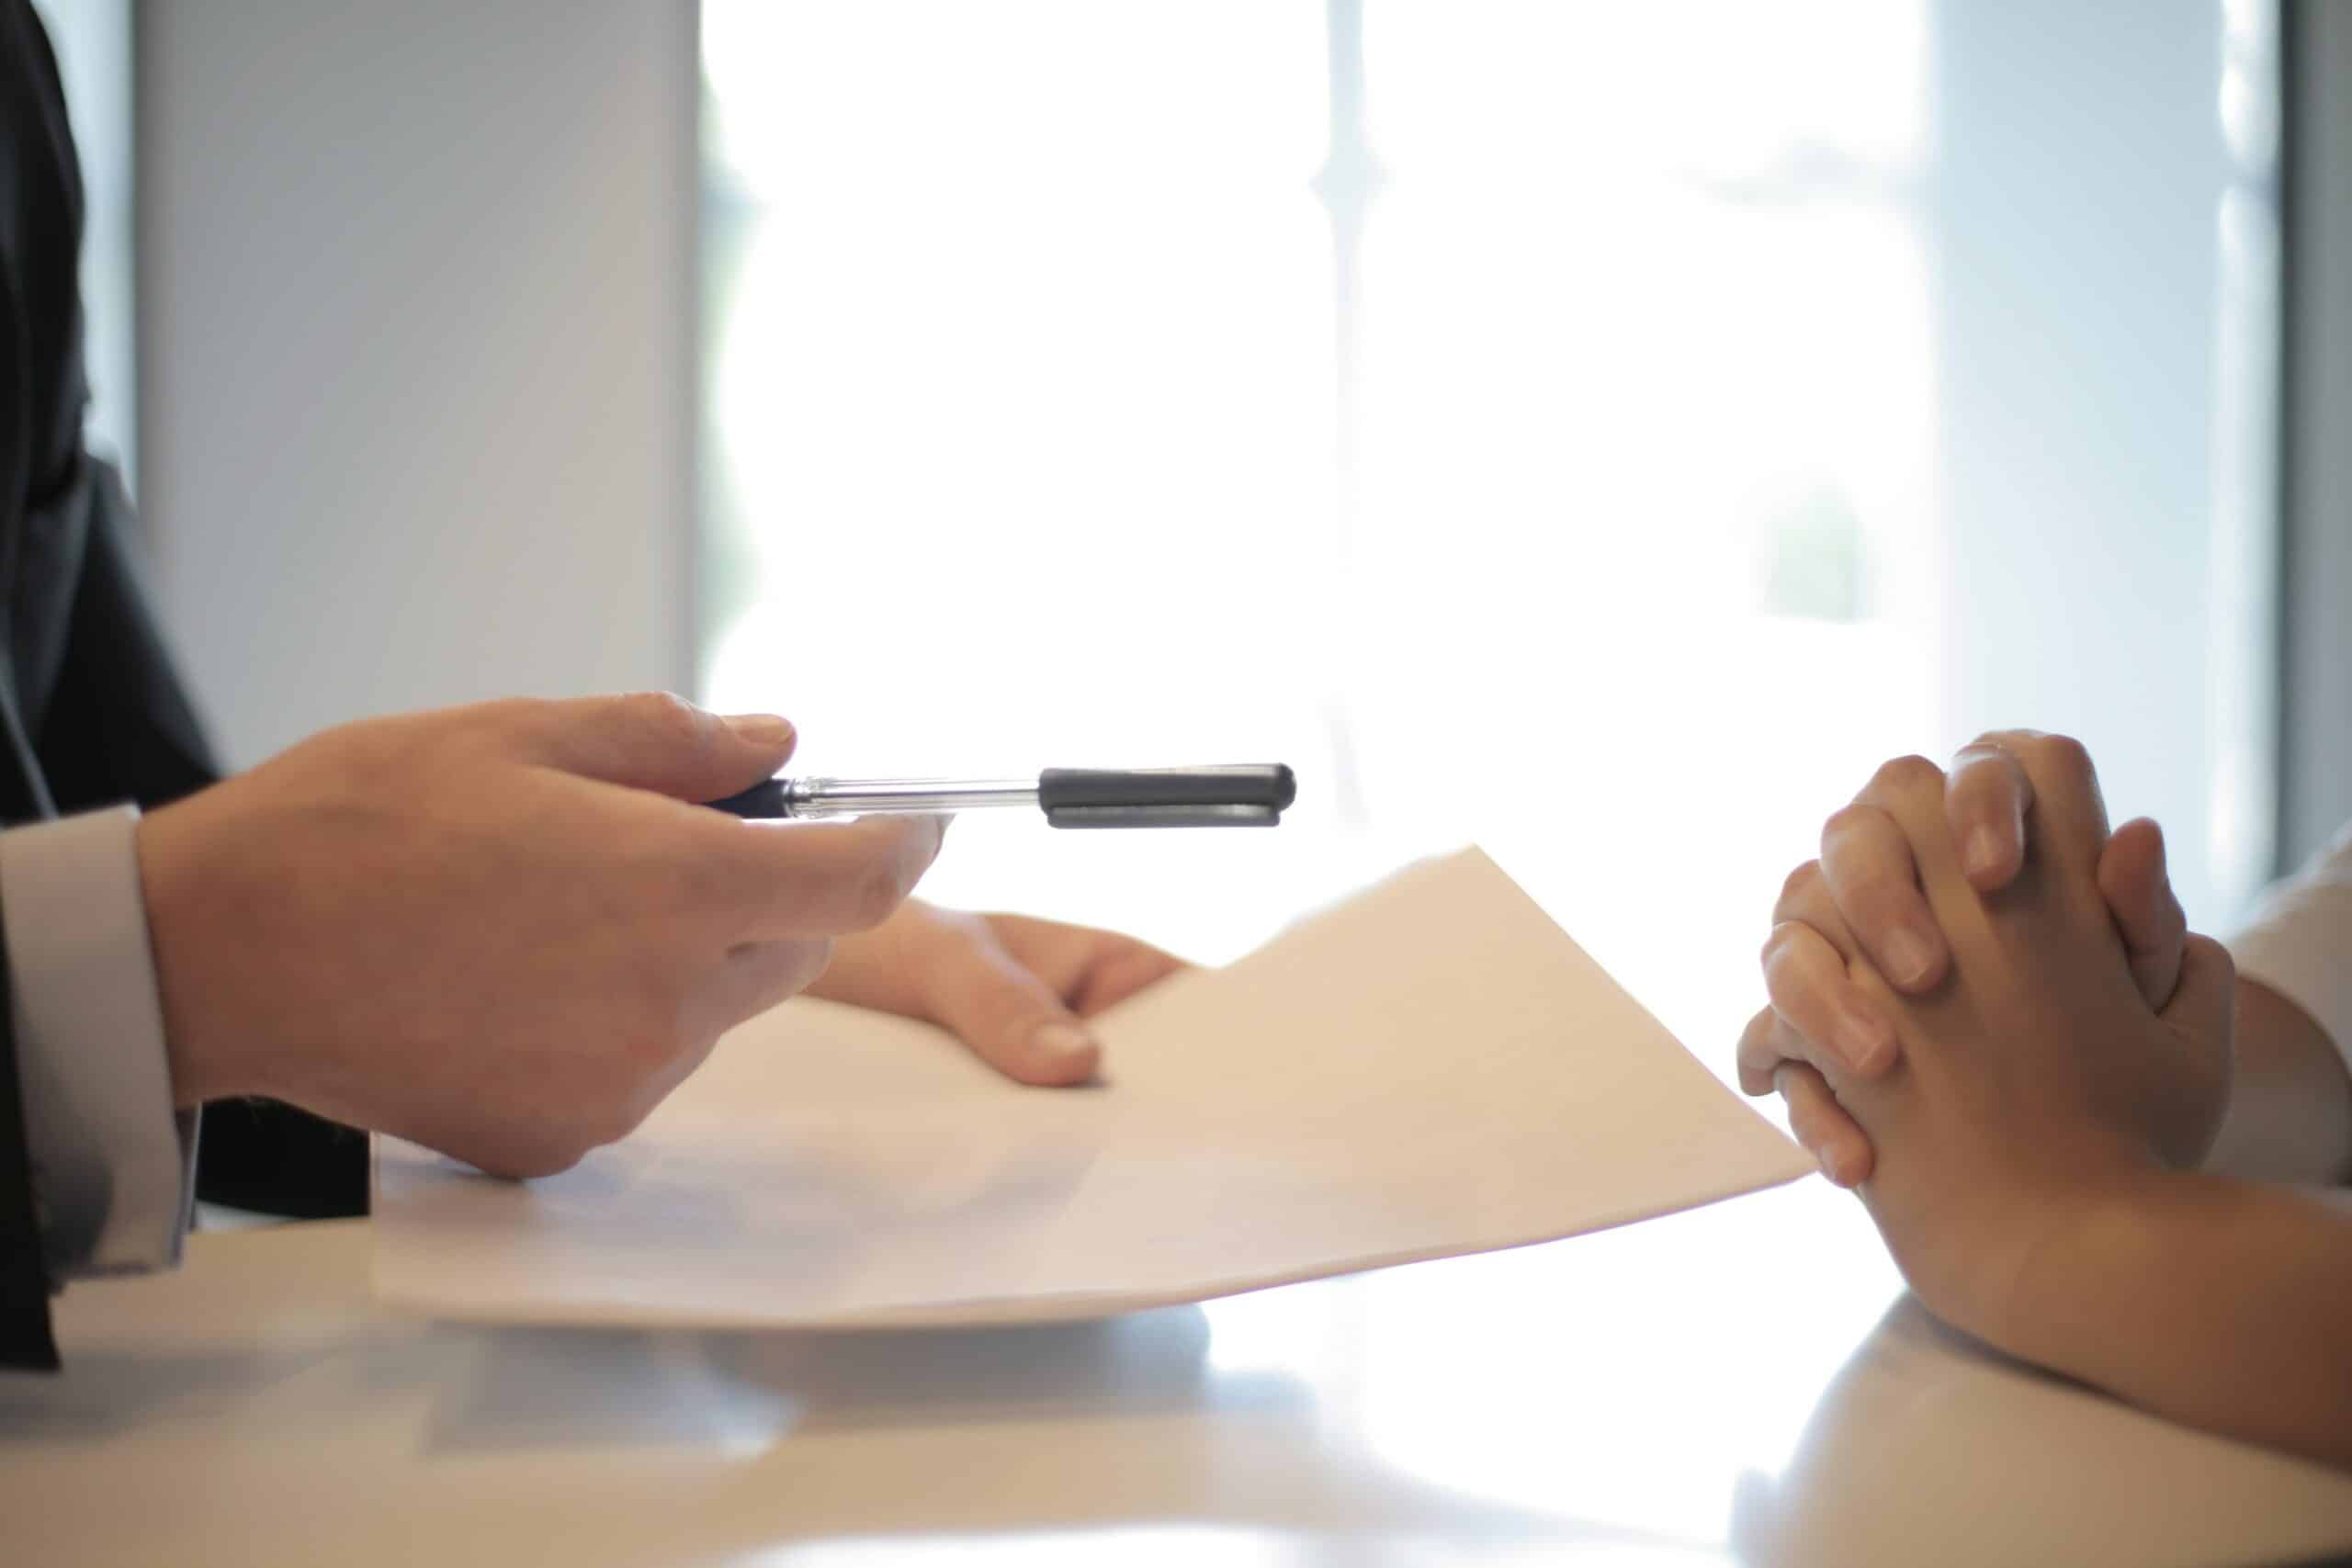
[373,848,1811,1326]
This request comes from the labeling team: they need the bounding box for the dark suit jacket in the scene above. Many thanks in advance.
[3,0,362,1371]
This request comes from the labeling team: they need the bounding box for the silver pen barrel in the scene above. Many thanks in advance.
[784,776,1040,818]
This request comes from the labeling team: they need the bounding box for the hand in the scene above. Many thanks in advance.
[1785,742,2235,1345]
[809,901,1189,1083]
[138,693,945,1178]
[1739,730,2195,1184]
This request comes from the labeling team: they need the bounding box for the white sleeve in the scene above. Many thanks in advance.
[0,806,197,1280]
[2227,819,2352,1075]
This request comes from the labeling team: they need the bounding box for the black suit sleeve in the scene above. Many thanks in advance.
[32,469,368,1222]
[0,911,58,1370]
[0,4,360,1372]
[31,459,216,815]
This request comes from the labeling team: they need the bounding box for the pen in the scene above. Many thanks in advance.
[705,764,1297,828]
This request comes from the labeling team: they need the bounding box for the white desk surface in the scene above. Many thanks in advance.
[6,1181,2352,1567]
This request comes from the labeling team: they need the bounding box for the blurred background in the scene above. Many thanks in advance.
[29,0,2352,1095]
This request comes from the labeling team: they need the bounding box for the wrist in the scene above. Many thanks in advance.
[1981,1162,2190,1373]
[136,796,260,1105]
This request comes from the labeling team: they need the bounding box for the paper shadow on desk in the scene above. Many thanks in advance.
[417,1305,1261,1456]
[376,848,1813,1332]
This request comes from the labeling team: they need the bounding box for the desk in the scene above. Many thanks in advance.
[6,1180,2351,1566]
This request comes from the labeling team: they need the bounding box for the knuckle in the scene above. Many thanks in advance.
[785,936,837,994]
[1777,860,1823,909]
[850,861,914,931]
[1951,733,2024,777]
[627,689,708,748]
[1819,803,1868,838]
[1736,1010,1790,1084]
[1946,750,2012,802]
[1867,753,1944,798]
[1819,803,1887,852]
[2034,732,2094,781]
[735,938,833,1015]
[1758,920,1818,983]
[2184,932,2234,978]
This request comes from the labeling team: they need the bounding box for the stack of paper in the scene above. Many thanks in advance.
[373,848,1809,1326]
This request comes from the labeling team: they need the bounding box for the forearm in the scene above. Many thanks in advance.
[2221,819,2352,1185]
[2205,977,2352,1187]
[2005,1171,2352,1471]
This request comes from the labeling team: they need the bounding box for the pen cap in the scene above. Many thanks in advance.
[1038,764,1295,828]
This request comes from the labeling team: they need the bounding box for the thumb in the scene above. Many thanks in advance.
[922,929,1104,1089]
[2151,931,2235,1167]
[524,692,796,801]
[2161,931,2236,1053]
[2098,817,2187,1010]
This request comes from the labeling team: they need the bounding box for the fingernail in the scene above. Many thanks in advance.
[1882,927,1938,989]
[1963,826,2006,881]
[1030,1022,1098,1064]
[1815,1146,1844,1185]
[727,714,793,749]
[1837,1009,1892,1074]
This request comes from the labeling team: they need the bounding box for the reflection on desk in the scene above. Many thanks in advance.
[6,1182,2350,1566]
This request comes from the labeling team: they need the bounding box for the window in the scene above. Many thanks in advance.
[700,2,2278,1098]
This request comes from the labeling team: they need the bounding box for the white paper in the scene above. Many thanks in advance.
[373,847,1811,1326]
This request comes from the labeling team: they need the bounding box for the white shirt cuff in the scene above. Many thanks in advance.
[2227,818,2352,1081]
[0,806,196,1280]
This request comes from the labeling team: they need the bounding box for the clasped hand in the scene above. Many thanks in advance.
[1737,732,2234,1343]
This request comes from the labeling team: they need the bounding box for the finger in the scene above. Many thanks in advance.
[2098,817,2187,1010]
[1945,739,2035,892]
[1737,1004,1801,1096]
[2162,932,2236,1047]
[1069,943,1189,1016]
[1851,752,1977,917]
[1818,803,1947,992]
[712,814,950,939]
[1770,861,1856,955]
[1980,728,2109,877]
[981,913,1191,1016]
[1760,919,1898,1077]
[2148,932,2236,1167]
[1775,1062,1877,1187]
[918,925,1106,1087]
[522,692,797,801]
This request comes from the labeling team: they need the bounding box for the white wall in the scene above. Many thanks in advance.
[138,0,696,767]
